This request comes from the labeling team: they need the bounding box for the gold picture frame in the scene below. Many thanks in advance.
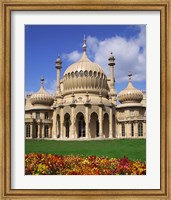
[0,0,171,199]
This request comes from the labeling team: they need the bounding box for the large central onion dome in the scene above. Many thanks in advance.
[118,73,143,104]
[30,77,54,106]
[62,37,109,96]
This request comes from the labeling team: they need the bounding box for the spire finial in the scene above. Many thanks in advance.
[83,35,87,52]
[40,76,44,87]
[128,72,132,82]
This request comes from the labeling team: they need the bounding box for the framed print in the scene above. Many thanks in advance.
[0,0,171,199]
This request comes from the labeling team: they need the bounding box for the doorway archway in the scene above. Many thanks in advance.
[76,112,85,138]
[103,113,109,138]
[64,113,71,138]
[90,112,99,138]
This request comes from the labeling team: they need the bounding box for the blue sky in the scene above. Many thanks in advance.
[25,25,146,95]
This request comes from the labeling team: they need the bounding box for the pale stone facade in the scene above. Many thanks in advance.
[25,38,146,140]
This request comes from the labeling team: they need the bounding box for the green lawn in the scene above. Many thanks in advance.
[25,139,146,162]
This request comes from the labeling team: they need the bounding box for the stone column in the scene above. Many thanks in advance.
[30,124,33,138]
[60,106,64,138]
[48,125,53,138]
[52,111,57,139]
[85,106,89,139]
[119,123,122,138]
[37,123,40,138]
[128,122,131,138]
[99,105,103,138]
[42,124,45,139]
[109,107,113,138]
[143,122,146,138]
[125,122,128,138]
[134,122,138,138]
[70,106,75,139]
[115,122,119,138]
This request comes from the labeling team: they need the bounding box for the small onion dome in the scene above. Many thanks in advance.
[30,77,54,106]
[118,74,143,104]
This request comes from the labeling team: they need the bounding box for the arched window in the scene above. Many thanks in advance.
[122,124,125,137]
[96,120,99,137]
[138,123,143,136]
[65,117,69,138]
[26,124,30,137]
[79,70,83,77]
[78,115,85,138]
[131,123,134,136]
[84,70,88,77]
[89,71,92,77]
[75,71,79,77]
[44,125,49,138]
[71,72,74,78]
[36,112,40,119]
[45,112,48,119]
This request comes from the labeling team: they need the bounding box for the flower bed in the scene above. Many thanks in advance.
[25,153,146,175]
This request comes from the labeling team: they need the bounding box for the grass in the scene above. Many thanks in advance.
[25,139,146,162]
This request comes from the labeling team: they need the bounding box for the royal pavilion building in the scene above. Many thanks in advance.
[25,37,146,140]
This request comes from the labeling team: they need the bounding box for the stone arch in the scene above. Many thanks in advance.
[89,112,99,138]
[103,113,109,138]
[64,113,71,138]
[63,106,71,116]
[89,106,99,117]
[76,112,85,138]
[75,106,85,116]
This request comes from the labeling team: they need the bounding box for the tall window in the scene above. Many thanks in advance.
[96,120,99,137]
[36,112,40,119]
[122,124,125,137]
[45,112,48,119]
[44,125,49,138]
[138,123,143,136]
[26,124,30,137]
[131,123,134,136]
[65,117,69,138]
[78,116,85,138]
[36,125,38,138]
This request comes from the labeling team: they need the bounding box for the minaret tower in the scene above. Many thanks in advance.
[55,55,62,95]
[108,52,117,105]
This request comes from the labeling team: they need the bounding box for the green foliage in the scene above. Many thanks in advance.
[25,139,146,162]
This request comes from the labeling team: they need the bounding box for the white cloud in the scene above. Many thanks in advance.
[63,26,146,83]
[62,50,82,63]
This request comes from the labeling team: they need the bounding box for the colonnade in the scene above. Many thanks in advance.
[52,104,115,139]
[116,121,146,138]
[25,123,52,139]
